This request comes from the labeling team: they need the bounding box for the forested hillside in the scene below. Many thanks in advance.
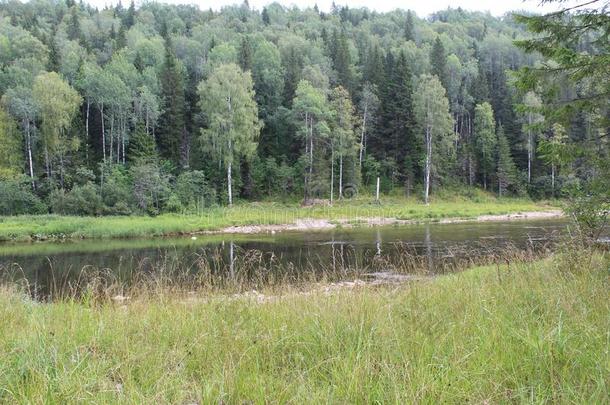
[0,0,606,215]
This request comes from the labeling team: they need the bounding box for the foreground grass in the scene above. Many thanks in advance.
[0,253,607,403]
[0,195,555,241]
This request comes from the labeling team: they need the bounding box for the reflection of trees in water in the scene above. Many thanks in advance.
[1,223,566,300]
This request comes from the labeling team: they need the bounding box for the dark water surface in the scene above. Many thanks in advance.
[0,219,569,298]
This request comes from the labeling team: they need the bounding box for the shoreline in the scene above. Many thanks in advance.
[204,210,565,235]
[0,202,562,242]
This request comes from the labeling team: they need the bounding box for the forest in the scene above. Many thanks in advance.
[0,0,607,216]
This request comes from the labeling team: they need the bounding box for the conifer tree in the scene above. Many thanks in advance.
[157,28,186,167]
[430,37,448,90]
[404,11,415,42]
[496,124,518,197]
[261,7,270,25]
[239,36,253,72]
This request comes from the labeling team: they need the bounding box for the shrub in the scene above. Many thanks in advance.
[175,170,216,210]
[131,163,171,215]
[0,178,46,215]
[50,183,104,216]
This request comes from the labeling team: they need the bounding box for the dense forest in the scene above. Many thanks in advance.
[0,0,607,215]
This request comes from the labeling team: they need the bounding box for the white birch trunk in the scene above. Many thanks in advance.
[25,119,35,189]
[227,161,233,206]
[330,145,334,204]
[359,103,367,168]
[339,154,343,199]
[101,104,106,162]
[424,125,432,205]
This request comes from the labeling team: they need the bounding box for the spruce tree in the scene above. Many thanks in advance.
[125,0,135,29]
[239,36,253,71]
[261,7,270,25]
[430,37,448,90]
[404,11,415,42]
[157,29,186,167]
[496,124,518,197]
[331,29,352,93]
[66,7,82,42]
[129,125,158,164]
[282,47,303,107]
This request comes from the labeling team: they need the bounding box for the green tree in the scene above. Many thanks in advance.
[358,82,379,168]
[329,86,357,200]
[496,124,518,197]
[414,74,454,204]
[32,72,82,187]
[404,11,415,42]
[1,87,37,188]
[518,91,544,184]
[538,123,569,195]
[0,107,22,180]
[198,64,261,206]
[474,102,497,190]
[430,37,448,90]
[292,80,330,200]
[158,32,186,167]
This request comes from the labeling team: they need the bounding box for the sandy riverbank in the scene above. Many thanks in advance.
[211,210,564,235]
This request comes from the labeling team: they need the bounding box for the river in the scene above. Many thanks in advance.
[0,219,569,299]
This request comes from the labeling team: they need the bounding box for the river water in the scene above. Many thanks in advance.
[0,219,569,298]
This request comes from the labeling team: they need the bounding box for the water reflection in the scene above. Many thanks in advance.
[0,219,569,299]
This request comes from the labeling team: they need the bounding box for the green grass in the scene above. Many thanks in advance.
[0,195,557,241]
[0,250,607,403]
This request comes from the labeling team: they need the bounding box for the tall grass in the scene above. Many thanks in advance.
[0,196,554,241]
[0,246,607,403]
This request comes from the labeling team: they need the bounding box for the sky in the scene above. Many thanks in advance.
[87,0,572,17]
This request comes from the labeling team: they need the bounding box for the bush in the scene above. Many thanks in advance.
[100,164,134,211]
[175,170,216,210]
[50,183,104,216]
[131,163,171,215]
[0,178,47,215]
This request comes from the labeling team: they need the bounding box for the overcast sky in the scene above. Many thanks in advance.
[88,0,571,17]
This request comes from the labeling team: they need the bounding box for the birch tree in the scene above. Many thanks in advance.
[1,87,38,188]
[414,74,454,204]
[0,106,22,180]
[519,91,544,184]
[473,102,496,190]
[198,63,261,206]
[292,79,330,201]
[330,86,357,199]
[358,82,379,168]
[538,123,569,195]
[32,72,82,187]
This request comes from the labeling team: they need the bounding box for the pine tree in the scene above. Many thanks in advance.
[430,37,448,90]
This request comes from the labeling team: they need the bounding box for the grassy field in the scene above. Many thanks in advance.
[0,195,557,241]
[0,249,607,403]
